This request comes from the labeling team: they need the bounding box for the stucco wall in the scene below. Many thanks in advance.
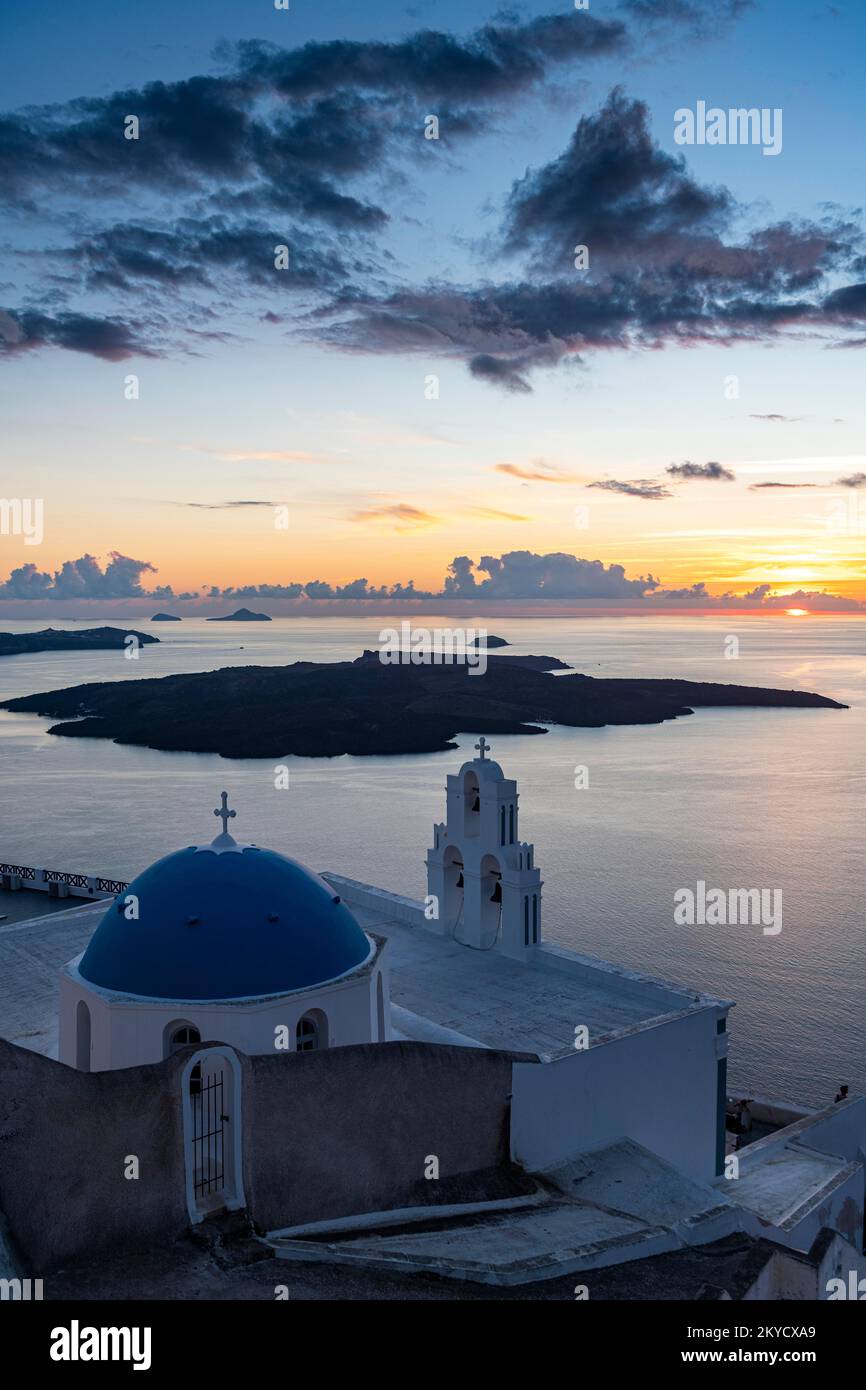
[59,953,386,1071]
[242,1040,532,1232]
[0,1036,532,1270]
[510,1005,719,1180]
[0,1038,188,1275]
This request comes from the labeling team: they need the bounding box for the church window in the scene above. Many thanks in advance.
[509,805,515,843]
[524,896,530,946]
[168,1023,201,1055]
[297,1012,327,1052]
[500,806,506,845]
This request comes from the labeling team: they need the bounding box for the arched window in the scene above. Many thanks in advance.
[166,1022,201,1057]
[509,805,515,844]
[523,896,530,946]
[500,805,506,845]
[297,1011,328,1052]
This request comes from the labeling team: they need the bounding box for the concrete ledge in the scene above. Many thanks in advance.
[321,873,427,927]
[267,1185,546,1241]
[390,1004,488,1050]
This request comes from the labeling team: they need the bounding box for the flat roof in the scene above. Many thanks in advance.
[0,880,718,1061]
[343,899,709,1055]
[0,885,97,927]
[0,900,104,1056]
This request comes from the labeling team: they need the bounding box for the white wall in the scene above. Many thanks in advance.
[510,1005,720,1181]
[59,960,385,1071]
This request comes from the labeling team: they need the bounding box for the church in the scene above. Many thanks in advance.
[1,741,865,1291]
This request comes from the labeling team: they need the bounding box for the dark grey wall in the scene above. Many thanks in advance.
[0,1038,188,1275]
[242,1041,532,1232]
[0,1037,534,1271]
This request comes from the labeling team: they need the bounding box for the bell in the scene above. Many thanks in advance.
[489,880,502,904]
[471,794,480,812]
[456,872,464,888]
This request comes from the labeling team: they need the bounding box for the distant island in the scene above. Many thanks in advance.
[0,648,846,759]
[470,635,509,648]
[0,627,159,658]
[151,612,181,622]
[206,607,272,622]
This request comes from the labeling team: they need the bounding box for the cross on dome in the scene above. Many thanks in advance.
[214,791,237,835]
[475,736,491,760]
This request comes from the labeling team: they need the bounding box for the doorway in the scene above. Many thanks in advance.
[181,1046,245,1222]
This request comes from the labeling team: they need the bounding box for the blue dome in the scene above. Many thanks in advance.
[79,840,371,1001]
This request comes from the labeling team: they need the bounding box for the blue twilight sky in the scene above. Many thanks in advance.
[1,0,865,613]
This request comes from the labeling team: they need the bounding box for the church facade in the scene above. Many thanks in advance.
[1,740,863,1281]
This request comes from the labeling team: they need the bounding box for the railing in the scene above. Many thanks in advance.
[96,877,129,895]
[41,870,91,889]
[0,863,36,881]
[0,862,128,900]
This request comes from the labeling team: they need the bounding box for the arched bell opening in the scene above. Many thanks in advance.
[479,853,503,946]
[443,845,465,928]
[463,771,481,837]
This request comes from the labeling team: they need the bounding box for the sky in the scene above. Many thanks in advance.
[1,0,865,614]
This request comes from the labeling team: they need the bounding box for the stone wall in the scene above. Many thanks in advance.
[0,1036,533,1271]
[242,1040,532,1232]
[0,1038,188,1275]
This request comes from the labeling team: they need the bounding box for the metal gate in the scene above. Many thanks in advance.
[182,1046,244,1223]
[192,1064,227,1202]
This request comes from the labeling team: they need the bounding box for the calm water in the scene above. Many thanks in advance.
[0,613,863,1107]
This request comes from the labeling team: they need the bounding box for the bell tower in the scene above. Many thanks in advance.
[426,738,542,960]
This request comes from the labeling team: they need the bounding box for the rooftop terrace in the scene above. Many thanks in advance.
[324,875,724,1057]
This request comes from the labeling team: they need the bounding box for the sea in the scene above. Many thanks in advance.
[0,612,862,1107]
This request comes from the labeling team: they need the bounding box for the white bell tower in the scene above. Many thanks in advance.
[426,738,542,960]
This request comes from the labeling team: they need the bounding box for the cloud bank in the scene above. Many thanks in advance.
[2,549,862,612]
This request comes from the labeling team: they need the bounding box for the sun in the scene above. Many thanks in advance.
[785,608,809,617]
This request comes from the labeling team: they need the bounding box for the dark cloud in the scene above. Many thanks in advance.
[0,309,153,361]
[822,282,866,319]
[67,218,355,297]
[589,478,672,499]
[750,414,802,423]
[835,473,866,488]
[666,460,735,480]
[313,92,864,390]
[502,88,732,274]
[0,13,626,218]
[1,21,864,379]
[749,482,816,490]
[232,15,627,102]
[0,553,165,599]
[469,353,533,393]
[442,551,658,598]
